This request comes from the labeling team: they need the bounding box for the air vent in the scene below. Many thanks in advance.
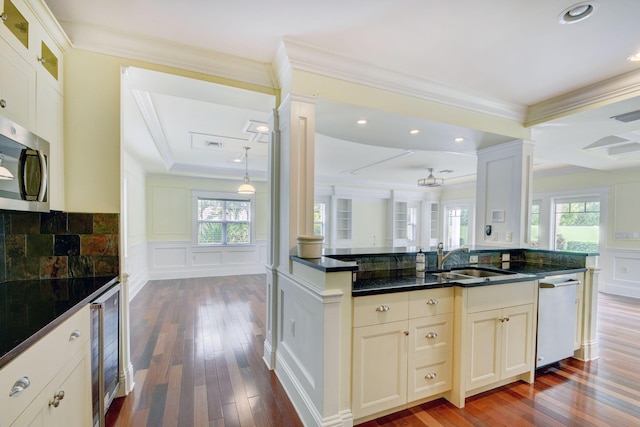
[205,141,224,148]
[611,109,640,123]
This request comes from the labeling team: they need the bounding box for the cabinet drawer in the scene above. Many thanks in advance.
[0,305,89,423]
[408,354,452,401]
[466,281,536,313]
[409,287,453,318]
[408,313,453,360]
[353,293,408,327]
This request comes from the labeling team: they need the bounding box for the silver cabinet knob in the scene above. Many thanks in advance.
[425,372,437,380]
[0,99,6,108]
[426,298,439,305]
[49,390,65,407]
[37,57,46,64]
[375,305,390,312]
[425,332,438,339]
[9,377,30,397]
[0,13,7,22]
[69,329,81,341]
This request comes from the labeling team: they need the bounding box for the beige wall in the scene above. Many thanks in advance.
[146,175,268,242]
[63,49,275,213]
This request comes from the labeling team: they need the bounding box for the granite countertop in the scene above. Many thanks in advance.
[0,275,119,369]
[352,262,587,297]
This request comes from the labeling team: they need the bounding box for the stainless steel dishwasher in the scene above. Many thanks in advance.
[536,276,579,368]
[91,283,121,427]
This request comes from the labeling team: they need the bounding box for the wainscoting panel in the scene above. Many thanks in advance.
[601,249,640,298]
[148,240,267,279]
[123,241,149,301]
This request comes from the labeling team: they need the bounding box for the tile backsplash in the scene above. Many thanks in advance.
[0,211,119,282]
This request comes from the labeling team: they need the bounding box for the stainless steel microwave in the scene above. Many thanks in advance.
[0,114,49,212]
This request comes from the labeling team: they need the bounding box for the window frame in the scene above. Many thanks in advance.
[192,191,255,246]
[551,195,601,252]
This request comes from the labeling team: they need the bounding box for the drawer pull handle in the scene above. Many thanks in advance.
[425,332,438,339]
[375,305,390,312]
[49,390,65,408]
[9,377,30,397]
[426,298,439,305]
[69,329,81,341]
[425,372,437,380]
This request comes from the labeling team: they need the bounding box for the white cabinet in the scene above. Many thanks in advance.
[0,35,36,129]
[1,0,65,209]
[352,288,453,420]
[451,280,537,408]
[0,306,92,427]
[466,304,534,391]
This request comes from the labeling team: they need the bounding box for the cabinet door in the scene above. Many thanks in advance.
[501,304,534,379]
[0,36,36,129]
[352,321,407,419]
[11,351,92,427]
[466,309,501,391]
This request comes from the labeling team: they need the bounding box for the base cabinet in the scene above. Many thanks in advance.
[466,304,534,391]
[12,349,91,427]
[0,306,92,426]
[352,321,408,417]
[352,288,453,420]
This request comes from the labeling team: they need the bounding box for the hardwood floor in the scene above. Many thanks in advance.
[106,275,302,427]
[107,276,640,427]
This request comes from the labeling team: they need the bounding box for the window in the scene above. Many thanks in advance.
[553,198,600,252]
[197,197,251,245]
[446,207,470,248]
[314,201,325,236]
[407,207,418,242]
[530,202,540,248]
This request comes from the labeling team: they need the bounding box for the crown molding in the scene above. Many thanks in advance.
[526,68,640,126]
[130,89,175,171]
[58,21,276,89]
[280,38,527,122]
[27,1,72,51]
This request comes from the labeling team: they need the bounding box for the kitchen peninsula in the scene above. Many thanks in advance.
[288,246,599,423]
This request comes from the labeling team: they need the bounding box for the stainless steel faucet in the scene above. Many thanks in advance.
[437,242,469,269]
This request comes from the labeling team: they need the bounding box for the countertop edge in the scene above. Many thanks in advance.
[0,276,119,370]
[291,255,358,272]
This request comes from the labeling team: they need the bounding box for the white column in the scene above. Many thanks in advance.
[475,140,534,247]
[264,109,280,369]
[277,93,317,267]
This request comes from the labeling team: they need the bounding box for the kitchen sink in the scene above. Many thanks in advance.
[429,267,515,281]
[433,272,471,280]
[450,267,514,278]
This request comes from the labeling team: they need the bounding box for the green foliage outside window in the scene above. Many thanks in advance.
[198,198,250,245]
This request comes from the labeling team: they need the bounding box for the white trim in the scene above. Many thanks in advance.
[192,190,256,245]
[147,240,267,280]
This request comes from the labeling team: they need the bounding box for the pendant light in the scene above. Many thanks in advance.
[417,168,444,187]
[0,153,14,180]
[237,146,256,194]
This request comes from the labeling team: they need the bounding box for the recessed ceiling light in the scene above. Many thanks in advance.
[454,137,464,142]
[256,125,269,132]
[558,2,598,24]
[628,52,640,62]
[410,129,420,135]
[356,119,367,125]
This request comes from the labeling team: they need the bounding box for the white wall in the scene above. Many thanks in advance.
[123,153,148,300]
[352,199,387,247]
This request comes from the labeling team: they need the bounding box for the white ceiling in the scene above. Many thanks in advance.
[45,0,640,189]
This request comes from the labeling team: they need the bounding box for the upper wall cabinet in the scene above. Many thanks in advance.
[0,35,36,127]
[1,0,67,210]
